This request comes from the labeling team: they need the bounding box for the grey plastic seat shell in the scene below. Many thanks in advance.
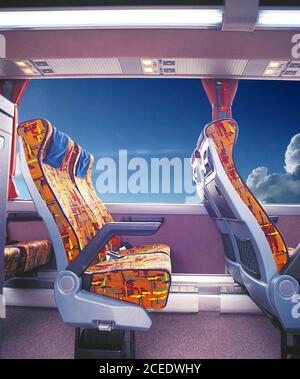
[192,120,300,331]
[18,137,152,331]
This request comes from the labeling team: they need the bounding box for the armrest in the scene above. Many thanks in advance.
[66,221,162,277]
[123,215,164,224]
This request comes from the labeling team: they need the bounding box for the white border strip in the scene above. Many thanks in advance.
[262,204,300,216]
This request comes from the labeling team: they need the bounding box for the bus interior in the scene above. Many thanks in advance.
[0,1,300,360]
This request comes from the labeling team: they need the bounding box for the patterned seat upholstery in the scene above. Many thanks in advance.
[18,119,171,310]
[4,245,21,280]
[72,145,171,257]
[118,243,171,257]
[84,252,171,309]
[71,146,121,253]
[4,240,51,280]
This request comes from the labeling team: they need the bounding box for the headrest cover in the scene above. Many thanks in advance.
[75,148,90,178]
[43,127,69,169]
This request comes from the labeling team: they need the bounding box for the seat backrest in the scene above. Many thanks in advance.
[192,119,289,286]
[72,144,121,251]
[17,119,108,269]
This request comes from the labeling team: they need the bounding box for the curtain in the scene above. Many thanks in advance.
[202,79,238,121]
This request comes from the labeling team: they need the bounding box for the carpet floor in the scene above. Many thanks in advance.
[0,307,280,359]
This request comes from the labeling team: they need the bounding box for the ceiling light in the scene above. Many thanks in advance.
[258,10,300,28]
[0,8,223,30]
[16,61,26,67]
[263,69,275,76]
[23,68,33,74]
[142,60,153,66]
[263,60,287,76]
[268,61,285,69]
[143,67,153,73]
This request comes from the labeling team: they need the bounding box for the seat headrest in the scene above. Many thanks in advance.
[75,148,91,178]
[43,127,69,169]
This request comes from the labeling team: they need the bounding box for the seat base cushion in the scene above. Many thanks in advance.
[83,250,171,310]
[4,246,21,281]
[118,243,171,257]
[4,240,52,280]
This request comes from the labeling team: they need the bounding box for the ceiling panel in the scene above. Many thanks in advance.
[45,58,122,75]
[176,58,248,76]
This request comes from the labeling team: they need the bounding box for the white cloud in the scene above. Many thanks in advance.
[246,133,300,204]
[285,133,300,174]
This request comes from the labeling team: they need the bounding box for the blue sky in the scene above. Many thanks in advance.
[17,78,300,203]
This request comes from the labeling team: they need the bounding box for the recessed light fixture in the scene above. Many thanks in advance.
[142,60,153,66]
[2,8,300,31]
[264,69,275,76]
[0,8,223,30]
[268,61,285,69]
[23,68,33,74]
[141,58,160,74]
[263,61,287,76]
[258,10,300,28]
[143,67,153,73]
[16,61,26,67]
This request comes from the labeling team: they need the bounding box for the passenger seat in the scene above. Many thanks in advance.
[191,118,300,357]
[17,119,171,314]
[4,240,51,280]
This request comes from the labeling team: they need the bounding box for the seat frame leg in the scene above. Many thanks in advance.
[281,328,300,359]
[74,327,135,359]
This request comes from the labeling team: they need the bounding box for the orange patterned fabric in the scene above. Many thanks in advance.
[4,246,21,280]
[85,252,171,310]
[201,119,288,271]
[72,146,121,253]
[13,240,51,272]
[4,240,51,280]
[68,144,107,261]
[18,120,103,264]
[71,147,171,258]
[119,243,171,257]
